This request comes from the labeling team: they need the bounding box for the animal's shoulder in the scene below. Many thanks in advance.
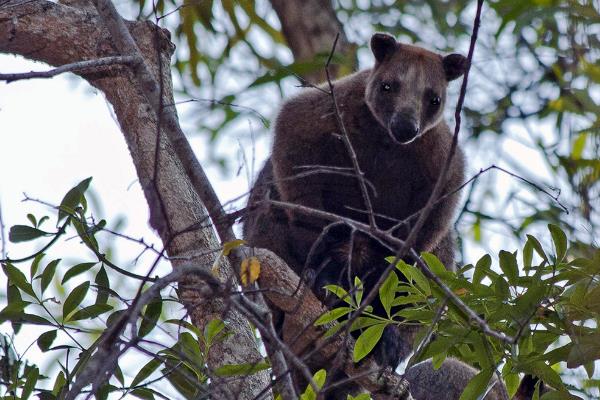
[273,70,371,142]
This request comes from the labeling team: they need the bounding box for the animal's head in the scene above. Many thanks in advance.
[365,33,468,144]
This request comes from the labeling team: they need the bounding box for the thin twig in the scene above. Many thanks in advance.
[174,98,269,128]
[0,56,138,83]
[324,33,377,229]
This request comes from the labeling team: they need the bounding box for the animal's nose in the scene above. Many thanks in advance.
[389,113,420,144]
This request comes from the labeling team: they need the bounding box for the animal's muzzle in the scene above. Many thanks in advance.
[389,113,420,144]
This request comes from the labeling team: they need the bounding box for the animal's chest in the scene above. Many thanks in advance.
[320,140,434,225]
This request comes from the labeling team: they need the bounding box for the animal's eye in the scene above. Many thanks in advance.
[430,96,441,106]
[381,83,392,92]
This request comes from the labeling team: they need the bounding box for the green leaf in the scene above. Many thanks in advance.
[131,358,162,387]
[63,281,90,318]
[548,224,567,263]
[95,384,112,400]
[499,250,519,284]
[348,394,372,400]
[61,262,97,285]
[139,295,162,337]
[523,239,534,272]
[3,262,35,297]
[422,252,450,276]
[30,253,45,279]
[0,311,51,325]
[58,177,92,222]
[41,259,61,294]
[69,304,113,321]
[324,320,346,338]
[106,309,127,328]
[526,235,548,262]
[21,366,39,400]
[300,369,327,400]
[0,297,30,316]
[130,388,156,400]
[353,324,385,362]
[567,335,600,368]
[323,284,353,305]
[37,330,57,351]
[583,361,595,380]
[354,276,364,305]
[458,368,493,400]
[165,319,202,337]
[52,371,67,396]
[528,362,565,391]
[379,270,399,317]
[6,284,24,333]
[8,225,48,243]
[504,373,520,398]
[72,217,99,252]
[350,316,383,332]
[38,216,50,228]
[396,260,430,295]
[493,276,510,299]
[204,318,226,346]
[2,263,35,297]
[473,254,492,284]
[94,265,109,305]
[315,307,352,326]
[214,361,270,377]
[540,392,580,400]
[27,213,37,227]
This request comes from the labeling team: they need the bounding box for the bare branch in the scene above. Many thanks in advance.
[324,34,377,228]
[0,56,138,82]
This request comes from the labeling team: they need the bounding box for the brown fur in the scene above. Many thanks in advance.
[513,375,554,400]
[405,358,505,400]
[244,33,467,397]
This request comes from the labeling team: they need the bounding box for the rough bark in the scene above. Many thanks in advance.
[269,0,356,83]
[0,1,270,398]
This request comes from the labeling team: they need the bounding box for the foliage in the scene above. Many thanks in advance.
[0,180,252,400]
[320,224,600,398]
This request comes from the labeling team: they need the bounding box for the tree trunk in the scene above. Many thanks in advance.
[0,2,270,398]
[270,0,356,83]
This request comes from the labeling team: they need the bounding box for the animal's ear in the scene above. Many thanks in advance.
[443,53,468,81]
[371,33,398,63]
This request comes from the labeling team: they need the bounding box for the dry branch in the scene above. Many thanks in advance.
[0,55,137,82]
